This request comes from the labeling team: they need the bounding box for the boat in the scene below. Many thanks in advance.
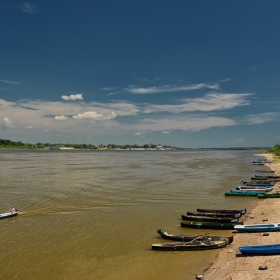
[234,223,280,232]
[181,214,239,223]
[252,162,265,165]
[257,193,280,198]
[197,208,246,215]
[255,169,275,173]
[151,239,227,251]
[255,175,280,179]
[237,185,274,190]
[245,182,275,186]
[0,209,19,220]
[239,244,280,255]
[186,211,241,218]
[180,221,243,230]
[233,188,273,193]
[225,191,260,196]
[156,229,234,244]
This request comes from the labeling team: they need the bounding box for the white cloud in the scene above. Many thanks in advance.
[162,131,170,134]
[144,93,252,114]
[72,111,117,120]
[54,115,68,120]
[61,94,83,101]
[24,126,33,129]
[125,83,220,94]
[135,132,142,135]
[0,79,21,85]
[14,2,41,14]
[245,112,280,125]
[2,117,14,129]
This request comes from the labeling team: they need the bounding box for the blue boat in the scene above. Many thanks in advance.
[239,244,280,255]
[0,210,19,220]
[225,191,260,197]
[234,223,280,232]
[246,182,275,187]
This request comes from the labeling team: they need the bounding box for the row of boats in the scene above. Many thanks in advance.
[151,208,246,251]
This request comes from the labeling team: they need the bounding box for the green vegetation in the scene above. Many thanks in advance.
[267,145,280,157]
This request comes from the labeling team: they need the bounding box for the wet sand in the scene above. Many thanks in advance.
[202,154,280,280]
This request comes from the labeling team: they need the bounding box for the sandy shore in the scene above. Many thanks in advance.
[202,153,280,280]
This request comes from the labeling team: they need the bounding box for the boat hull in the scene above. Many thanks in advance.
[197,208,246,215]
[0,211,19,220]
[239,244,280,255]
[180,221,243,230]
[234,223,280,232]
[181,214,239,223]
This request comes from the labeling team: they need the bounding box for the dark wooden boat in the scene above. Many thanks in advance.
[197,208,246,215]
[156,229,234,244]
[151,239,227,251]
[255,175,280,179]
[181,214,239,223]
[186,211,241,218]
[255,169,275,173]
[257,193,280,199]
[180,221,243,230]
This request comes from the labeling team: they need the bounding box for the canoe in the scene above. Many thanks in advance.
[246,182,275,186]
[255,175,280,179]
[234,223,280,232]
[252,162,264,165]
[239,244,280,255]
[151,239,227,251]
[237,185,274,190]
[156,229,234,244]
[180,221,243,230]
[225,191,260,196]
[0,210,19,220]
[257,193,280,198]
[197,208,246,215]
[233,188,273,193]
[186,211,241,218]
[181,214,239,223]
[255,169,275,173]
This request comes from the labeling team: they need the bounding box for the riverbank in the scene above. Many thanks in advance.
[202,153,280,280]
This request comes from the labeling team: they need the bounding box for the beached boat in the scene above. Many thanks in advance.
[234,223,280,232]
[237,185,273,190]
[257,193,280,198]
[196,208,246,215]
[156,229,234,244]
[245,182,275,186]
[0,210,19,220]
[181,214,239,223]
[151,239,227,251]
[239,244,280,255]
[233,188,273,193]
[255,169,275,173]
[186,211,241,218]
[180,221,243,230]
[255,175,280,179]
[252,162,265,165]
[225,191,260,196]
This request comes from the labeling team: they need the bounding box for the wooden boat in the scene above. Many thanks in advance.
[252,162,265,165]
[234,223,280,232]
[239,244,280,255]
[156,229,234,244]
[255,175,280,179]
[237,185,274,190]
[186,211,241,218]
[251,177,268,181]
[0,210,19,220]
[180,221,243,230]
[181,214,239,223]
[151,239,227,251]
[197,208,246,215]
[225,191,260,196]
[257,193,280,198]
[233,188,273,193]
[255,169,275,173]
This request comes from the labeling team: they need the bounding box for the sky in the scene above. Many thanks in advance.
[1,1,280,148]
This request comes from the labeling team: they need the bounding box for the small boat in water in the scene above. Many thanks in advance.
[0,209,19,220]
[181,214,239,223]
[196,208,246,215]
[151,239,227,251]
[186,211,241,218]
[234,223,280,232]
[156,229,234,244]
[239,244,280,255]
[255,169,275,173]
[246,181,275,186]
[233,188,273,193]
[257,193,280,198]
[180,221,243,230]
[225,191,261,197]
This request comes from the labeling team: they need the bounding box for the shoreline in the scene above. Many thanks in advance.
[202,153,280,280]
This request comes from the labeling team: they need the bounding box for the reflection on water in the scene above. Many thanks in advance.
[0,150,263,279]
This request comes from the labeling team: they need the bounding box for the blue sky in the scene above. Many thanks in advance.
[1,1,280,148]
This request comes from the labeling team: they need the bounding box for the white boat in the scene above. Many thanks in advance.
[235,223,280,232]
[231,188,273,193]
[0,209,19,220]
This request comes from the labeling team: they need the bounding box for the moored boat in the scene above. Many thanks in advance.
[233,188,273,193]
[225,191,260,196]
[255,169,275,173]
[239,244,280,255]
[181,214,239,223]
[197,208,246,215]
[180,221,243,230]
[234,223,280,232]
[245,182,275,186]
[186,211,241,218]
[156,229,234,244]
[257,193,280,198]
[151,239,227,251]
